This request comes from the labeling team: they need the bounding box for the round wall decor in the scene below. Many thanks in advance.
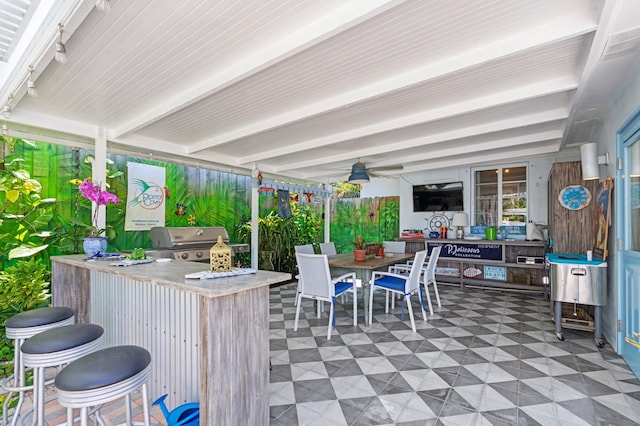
[426,213,450,232]
[558,185,592,210]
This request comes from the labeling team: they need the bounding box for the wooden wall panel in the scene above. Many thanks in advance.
[548,161,598,254]
[52,261,91,323]
[200,286,269,425]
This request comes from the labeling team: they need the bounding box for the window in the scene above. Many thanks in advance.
[473,165,527,226]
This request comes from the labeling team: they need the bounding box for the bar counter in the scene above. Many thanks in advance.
[51,255,290,426]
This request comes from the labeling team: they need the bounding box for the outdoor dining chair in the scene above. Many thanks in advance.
[388,246,442,316]
[294,244,315,306]
[319,242,337,255]
[422,246,442,315]
[382,241,406,310]
[294,253,358,339]
[369,250,428,332]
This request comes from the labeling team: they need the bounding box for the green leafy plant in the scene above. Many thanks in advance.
[0,141,59,261]
[352,235,366,250]
[0,258,50,415]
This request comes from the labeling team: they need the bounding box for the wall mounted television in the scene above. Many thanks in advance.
[413,181,463,212]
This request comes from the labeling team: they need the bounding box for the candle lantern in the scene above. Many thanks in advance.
[210,235,232,272]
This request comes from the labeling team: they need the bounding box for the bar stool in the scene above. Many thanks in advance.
[55,345,152,426]
[20,323,104,426]
[1,306,75,426]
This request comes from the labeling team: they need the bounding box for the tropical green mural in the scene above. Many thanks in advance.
[330,196,400,253]
[1,137,399,270]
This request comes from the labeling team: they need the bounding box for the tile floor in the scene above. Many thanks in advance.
[269,282,640,425]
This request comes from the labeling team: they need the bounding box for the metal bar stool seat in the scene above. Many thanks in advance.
[20,324,104,426]
[1,307,75,426]
[55,345,152,426]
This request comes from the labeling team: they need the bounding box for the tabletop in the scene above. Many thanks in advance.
[327,252,415,270]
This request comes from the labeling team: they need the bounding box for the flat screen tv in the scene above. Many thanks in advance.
[413,182,463,212]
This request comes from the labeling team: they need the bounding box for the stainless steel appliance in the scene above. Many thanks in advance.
[149,226,249,262]
[547,253,607,347]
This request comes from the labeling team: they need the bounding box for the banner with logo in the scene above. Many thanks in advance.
[124,163,166,230]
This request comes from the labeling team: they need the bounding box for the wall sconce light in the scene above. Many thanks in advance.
[348,162,370,184]
[96,0,110,12]
[2,123,8,137]
[27,66,38,97]
[580,142,609,180]
[451,212,469,239]
[55,24,68,64]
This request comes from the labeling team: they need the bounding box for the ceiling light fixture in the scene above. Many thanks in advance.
[96,0,110,12]
[55,23,67,64]
[348,162,370,184]
[3,94,13,119]
[27,66,38,97]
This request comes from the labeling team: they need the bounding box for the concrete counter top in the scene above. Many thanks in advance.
[52,254,290,298]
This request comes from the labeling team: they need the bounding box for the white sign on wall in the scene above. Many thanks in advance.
[124,163,166,230]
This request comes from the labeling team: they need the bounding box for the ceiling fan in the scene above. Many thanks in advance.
[347,161,403,184]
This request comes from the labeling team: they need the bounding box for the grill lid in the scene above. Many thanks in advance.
[150,226,230,249]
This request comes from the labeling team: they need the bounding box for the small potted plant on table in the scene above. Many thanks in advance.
[352,235,367,261]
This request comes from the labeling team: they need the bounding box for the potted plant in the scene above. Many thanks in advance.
[69,178,119,256]
[352,235,367,261]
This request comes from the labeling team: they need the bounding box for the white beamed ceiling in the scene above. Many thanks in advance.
[2,0,640,183]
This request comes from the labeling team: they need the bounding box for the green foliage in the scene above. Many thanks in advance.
[331,182,360,198]
[0,258,51,361]
[239,202,323,275]
[330,196,399,253]
[0,138,63,265]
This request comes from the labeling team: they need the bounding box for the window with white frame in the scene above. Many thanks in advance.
[473,165,528,227]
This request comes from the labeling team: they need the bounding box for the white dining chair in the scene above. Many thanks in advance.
[319,242,337,255]
[294,244,315,306]
[383,241,406,254]
[369,250,428,332]
[294,253,357,339]
[422,246,442,315]
[388,246,443,316]
[383,241,406,310]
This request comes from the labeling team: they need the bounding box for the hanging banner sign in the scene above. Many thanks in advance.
[124,163,166,230]
[427,242,503,261]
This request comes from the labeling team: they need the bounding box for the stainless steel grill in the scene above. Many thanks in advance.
[149,226,249,262]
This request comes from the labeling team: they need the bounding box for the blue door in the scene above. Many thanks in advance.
[617,108,640,376]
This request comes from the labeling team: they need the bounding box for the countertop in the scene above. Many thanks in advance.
[52,255,291,298]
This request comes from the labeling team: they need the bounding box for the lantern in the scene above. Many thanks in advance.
[210,235,232,272]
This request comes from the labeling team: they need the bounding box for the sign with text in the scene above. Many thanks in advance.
[427,242,503,261]
[124,163,166,231]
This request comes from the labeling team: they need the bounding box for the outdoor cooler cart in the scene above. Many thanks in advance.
[546,253,607,347]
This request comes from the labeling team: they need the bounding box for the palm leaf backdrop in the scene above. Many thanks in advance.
[2,139,399,274]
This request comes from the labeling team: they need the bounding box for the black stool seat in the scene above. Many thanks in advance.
[55,346,151,392]
[21,324,103,355]
[6,307,74,329]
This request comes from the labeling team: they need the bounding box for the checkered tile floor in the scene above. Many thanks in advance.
[269,283,640,425]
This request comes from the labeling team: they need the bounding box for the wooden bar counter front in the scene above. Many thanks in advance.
[51,255,290,426]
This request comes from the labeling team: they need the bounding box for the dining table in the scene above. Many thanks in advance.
[327,252,415,325]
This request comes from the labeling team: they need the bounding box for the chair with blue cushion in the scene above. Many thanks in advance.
[294,253,357,339]
[293,244,315,306]
[388,246,443,316]
[383,241,407,310]
[368,250,428,332]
